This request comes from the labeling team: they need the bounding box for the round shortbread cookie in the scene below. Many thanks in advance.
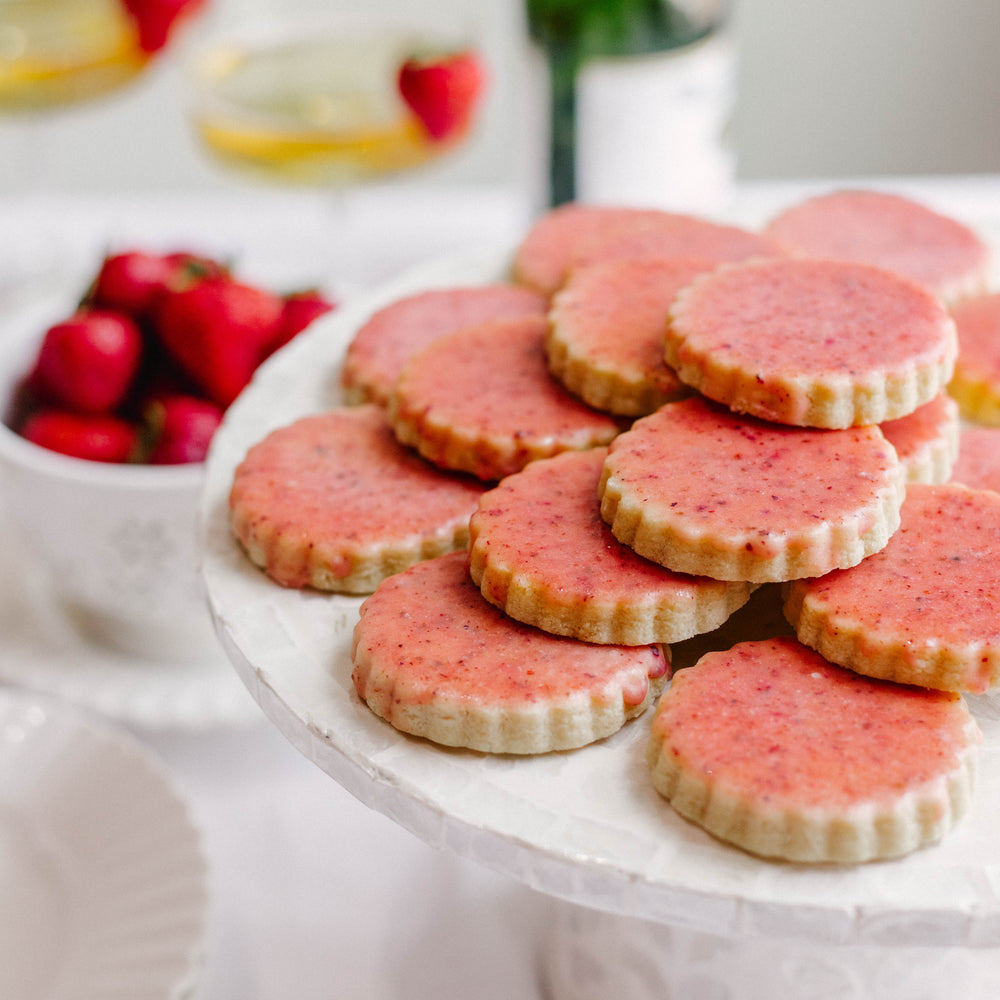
[764,188,992,303]
[948,291,1000,425]
[567,212,783,273]
[665,257,958,429]
[599,396,905,583]
[546,257,713,416]
[784,482,1000,694]
[351,551,670,754]
[647,637,980,864]
[950,426,1000,492]
[388,314,622,481]
[468,448,756,645]
[341,284,547,406]
[512,203,672,297]
[879,392,960,484]
[512,202,780,298]
[229,405,485,593]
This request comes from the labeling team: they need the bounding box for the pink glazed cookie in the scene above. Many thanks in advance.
[388,314,621,481]
[785,482,1000,694]
[229,405,485,593]
[512,202,780,297]
[764,189,991,303]
[599,396,905,582]
[879,392,960,484]
[546,257,714,416]
[512,203,669,296]
[351,551,669,754]
[647,637,980,863]
[340,284,548,406]
[665,256,958,428]
[567,211,783,273]
[468,448,755,645]
[948,292,1000,425]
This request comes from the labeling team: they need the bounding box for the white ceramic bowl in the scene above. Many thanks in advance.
[0,301,221,663]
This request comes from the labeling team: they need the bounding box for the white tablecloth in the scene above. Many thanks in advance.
[4,175,1000,1000]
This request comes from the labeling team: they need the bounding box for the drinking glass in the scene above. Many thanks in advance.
[181,6,488,288]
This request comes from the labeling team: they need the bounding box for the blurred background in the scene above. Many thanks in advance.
[2,0,998,205]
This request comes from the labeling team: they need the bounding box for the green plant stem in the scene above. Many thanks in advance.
[546,40,578,206]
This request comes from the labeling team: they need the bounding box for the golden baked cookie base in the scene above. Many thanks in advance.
[355,656,668,755]
[647,731,978,864]
[783,582,1000,694]
[233,516,472,596]
[468,544,756,646]
[545,326,689,417]
[599,461,906,584]
[663,336,957,430]
[389,396,618,482]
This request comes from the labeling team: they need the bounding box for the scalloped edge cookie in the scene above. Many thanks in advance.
[647,637,980,863]
[664,257,958,428]
[351,551,669,754]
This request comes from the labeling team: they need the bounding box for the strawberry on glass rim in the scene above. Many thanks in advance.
[398,49,487,143]
[119,0,207,54]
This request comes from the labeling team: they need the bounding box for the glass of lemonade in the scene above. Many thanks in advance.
[0,0,150,112]
[184,9,485,187]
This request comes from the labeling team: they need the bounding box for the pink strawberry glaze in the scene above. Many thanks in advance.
[603,396,899,554]
[342,284,547,405]
[550,256,716,393]
[653,637,977,810]
[669,257,955,393]
[352,551,667,709]
[229,405,483,588]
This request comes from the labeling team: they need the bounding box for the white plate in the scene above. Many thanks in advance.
[0,690,209,1000]
[0,511,261,731]
[201,220,1000,949]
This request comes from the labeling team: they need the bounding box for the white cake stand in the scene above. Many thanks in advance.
[200,243,1000,999]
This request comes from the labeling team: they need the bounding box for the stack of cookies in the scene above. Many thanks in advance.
[228,189,999,865]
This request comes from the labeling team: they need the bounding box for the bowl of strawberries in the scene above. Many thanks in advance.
[0,248,334,662]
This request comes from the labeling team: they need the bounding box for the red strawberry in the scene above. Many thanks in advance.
[398,49,486,142]
[264,289,337,358]
[89,249,230,318]
[144,394,223,464]
[31,310,143,414]
[21,410,138,463]
[153,277,284,408]
[90,250,177,317]
[120,0,206,54]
